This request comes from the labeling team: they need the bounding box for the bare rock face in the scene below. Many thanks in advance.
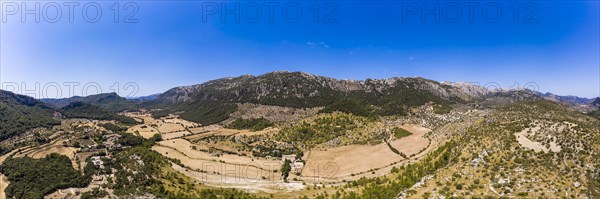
[441,82,490,101]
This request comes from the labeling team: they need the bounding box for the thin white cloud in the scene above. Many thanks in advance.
[307,41,329,48]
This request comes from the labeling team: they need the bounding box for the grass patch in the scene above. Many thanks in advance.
[392,127,412,139]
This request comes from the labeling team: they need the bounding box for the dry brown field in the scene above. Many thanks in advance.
[302,124,431,180]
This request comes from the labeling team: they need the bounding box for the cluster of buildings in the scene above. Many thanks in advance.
[102,134,123,150]
[90,156,105,169]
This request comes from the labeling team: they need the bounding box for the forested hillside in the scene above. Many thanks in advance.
[60,102,137,124]
[0,90,59,141]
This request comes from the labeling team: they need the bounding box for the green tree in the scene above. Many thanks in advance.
[281,159,292,182]
[151,133,162,142]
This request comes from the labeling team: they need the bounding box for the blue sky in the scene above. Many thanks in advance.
[1,1,599,98]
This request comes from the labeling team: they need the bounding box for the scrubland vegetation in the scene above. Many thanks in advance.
[227,118,274,131]
[276,113,376,146]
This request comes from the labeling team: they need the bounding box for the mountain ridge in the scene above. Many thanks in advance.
[154,71,490,104]
[144,71,545,125]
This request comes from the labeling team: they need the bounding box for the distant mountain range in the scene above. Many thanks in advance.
[1,71,598,139]
[41,92,137,113]
[126,93,160,102]
[593,97,600,107]
[537,92,595,107]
